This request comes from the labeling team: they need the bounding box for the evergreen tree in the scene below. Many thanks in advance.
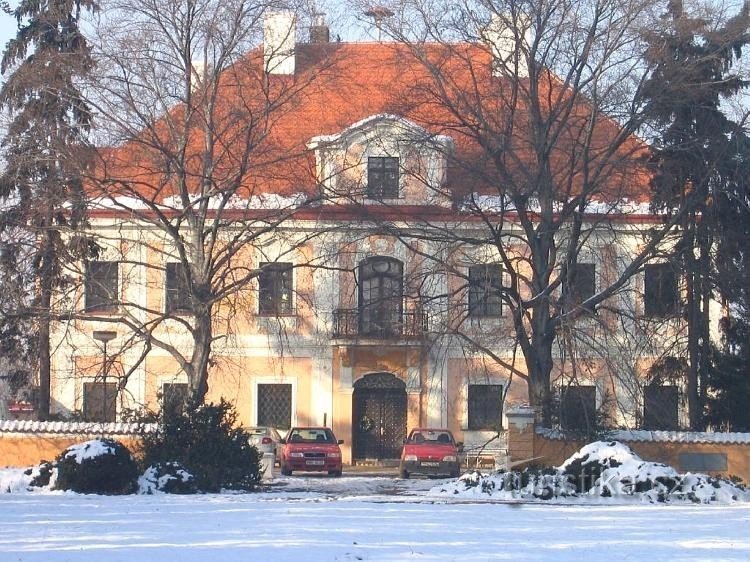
[0,0,96,419]
[706,128,750,431]
[642,0,750,429]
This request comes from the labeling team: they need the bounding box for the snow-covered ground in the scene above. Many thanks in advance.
[2,470,750,561]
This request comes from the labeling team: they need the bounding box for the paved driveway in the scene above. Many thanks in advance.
[264,472,447,499]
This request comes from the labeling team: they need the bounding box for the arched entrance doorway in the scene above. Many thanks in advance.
[352,373,407,460]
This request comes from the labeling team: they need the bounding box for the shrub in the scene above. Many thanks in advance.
[140,399,262,492]
[54,439,139,495]
[139,462,197,494]
[25,461,54,488]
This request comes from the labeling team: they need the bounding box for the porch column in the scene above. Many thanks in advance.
[407,389,422,432]
[506,406,536,464]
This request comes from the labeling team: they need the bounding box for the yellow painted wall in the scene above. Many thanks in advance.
[0,434,143,468]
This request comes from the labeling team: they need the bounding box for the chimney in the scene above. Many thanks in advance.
[309,12,330,44]
[264,11,297,75]
[482,13,532,78]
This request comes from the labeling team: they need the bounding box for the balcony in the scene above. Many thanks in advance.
[332,308,428,339]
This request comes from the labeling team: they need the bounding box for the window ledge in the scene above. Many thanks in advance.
[82,308,122,317]
[363,197,404,204]
[256,313,298,318]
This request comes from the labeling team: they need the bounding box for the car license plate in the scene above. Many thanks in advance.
[421,461,440,467]
[306,460,325,465]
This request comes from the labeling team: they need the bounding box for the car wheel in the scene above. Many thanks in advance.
[399,467,409,479]
[450,468,460,478]
[328,470,342,477]
[281,463,292,476]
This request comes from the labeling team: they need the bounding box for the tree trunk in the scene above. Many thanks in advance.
[685,264,701,430]
[189,305,213,404]
[527,311,556,426]
[36,211,55,421]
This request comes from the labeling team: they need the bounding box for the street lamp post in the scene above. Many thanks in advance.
[92,330,117,422]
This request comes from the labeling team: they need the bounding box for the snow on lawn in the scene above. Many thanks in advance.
[1,490,749,561]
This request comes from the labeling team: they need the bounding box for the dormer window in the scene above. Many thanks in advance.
[367,156,399,199]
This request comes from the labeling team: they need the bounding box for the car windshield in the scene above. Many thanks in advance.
[409,430,453,445]
[287,428,337,444]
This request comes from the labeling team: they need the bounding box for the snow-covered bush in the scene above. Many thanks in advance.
[26,461,55,489]
[54,439,139,495]
[138,462,197,494]
[560,441,680,498]
[672,472,746,504]
[441,467,575,500]
[431,440,749,504]
[140,400,262,492]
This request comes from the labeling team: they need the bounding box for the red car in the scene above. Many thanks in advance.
[399,428,462,479]
[279,427,344,477]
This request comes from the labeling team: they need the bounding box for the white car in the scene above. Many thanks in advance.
[246,426,283,458]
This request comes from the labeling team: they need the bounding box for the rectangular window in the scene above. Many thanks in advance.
[165,262,191,314]
[367,156,400,199]
[85,261,119,312]
[560,385,596,431]
[467,384,503,430]
[642,385,679,430]
[258,262,293,315]
[644,263,679,317]
[257,383,292,429]
[468,264,503,317]
[82,381,117,422]
[162,382,189,416]
[570,262,596,307]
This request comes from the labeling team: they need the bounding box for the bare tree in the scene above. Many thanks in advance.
[341,0,719,423]
[70,0,335,405]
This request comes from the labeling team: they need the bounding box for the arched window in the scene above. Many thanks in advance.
[358,256,403,336]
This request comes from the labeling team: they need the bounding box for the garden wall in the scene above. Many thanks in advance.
[506,407,750,482]
[0,421,153,467]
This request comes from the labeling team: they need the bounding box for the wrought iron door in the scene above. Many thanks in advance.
[352,373,407,460]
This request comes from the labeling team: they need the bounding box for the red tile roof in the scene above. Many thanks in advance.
[93,41,651,207]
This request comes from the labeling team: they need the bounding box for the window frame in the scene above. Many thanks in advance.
[468,263,503,317]
[82,381,118,422]
[560,385,596,432]
[258,262,294,315]
[366,156,400,199]
[467,383,504,430]
[644,263,680,317]
[84,261,119,312]
[642,384,679,430]
[162,382,189,416]
[256,383,293,430]
[165,262,192,314]
[569,262,596,308]
[357,256,404,336]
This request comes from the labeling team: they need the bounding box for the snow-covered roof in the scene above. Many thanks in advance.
[460,193,658,216]
[0,420,156,435]
[86,192,307,212]
[537,427,750,444]
[307,114,453,149]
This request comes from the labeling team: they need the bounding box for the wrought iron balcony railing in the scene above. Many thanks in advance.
[332,308,428,339]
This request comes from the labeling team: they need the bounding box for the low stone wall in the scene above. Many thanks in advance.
[534,434,750,482]
[505,408,750,483]
[0,421,153,468]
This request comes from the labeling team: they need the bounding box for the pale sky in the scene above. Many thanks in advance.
[1,11,16,71]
